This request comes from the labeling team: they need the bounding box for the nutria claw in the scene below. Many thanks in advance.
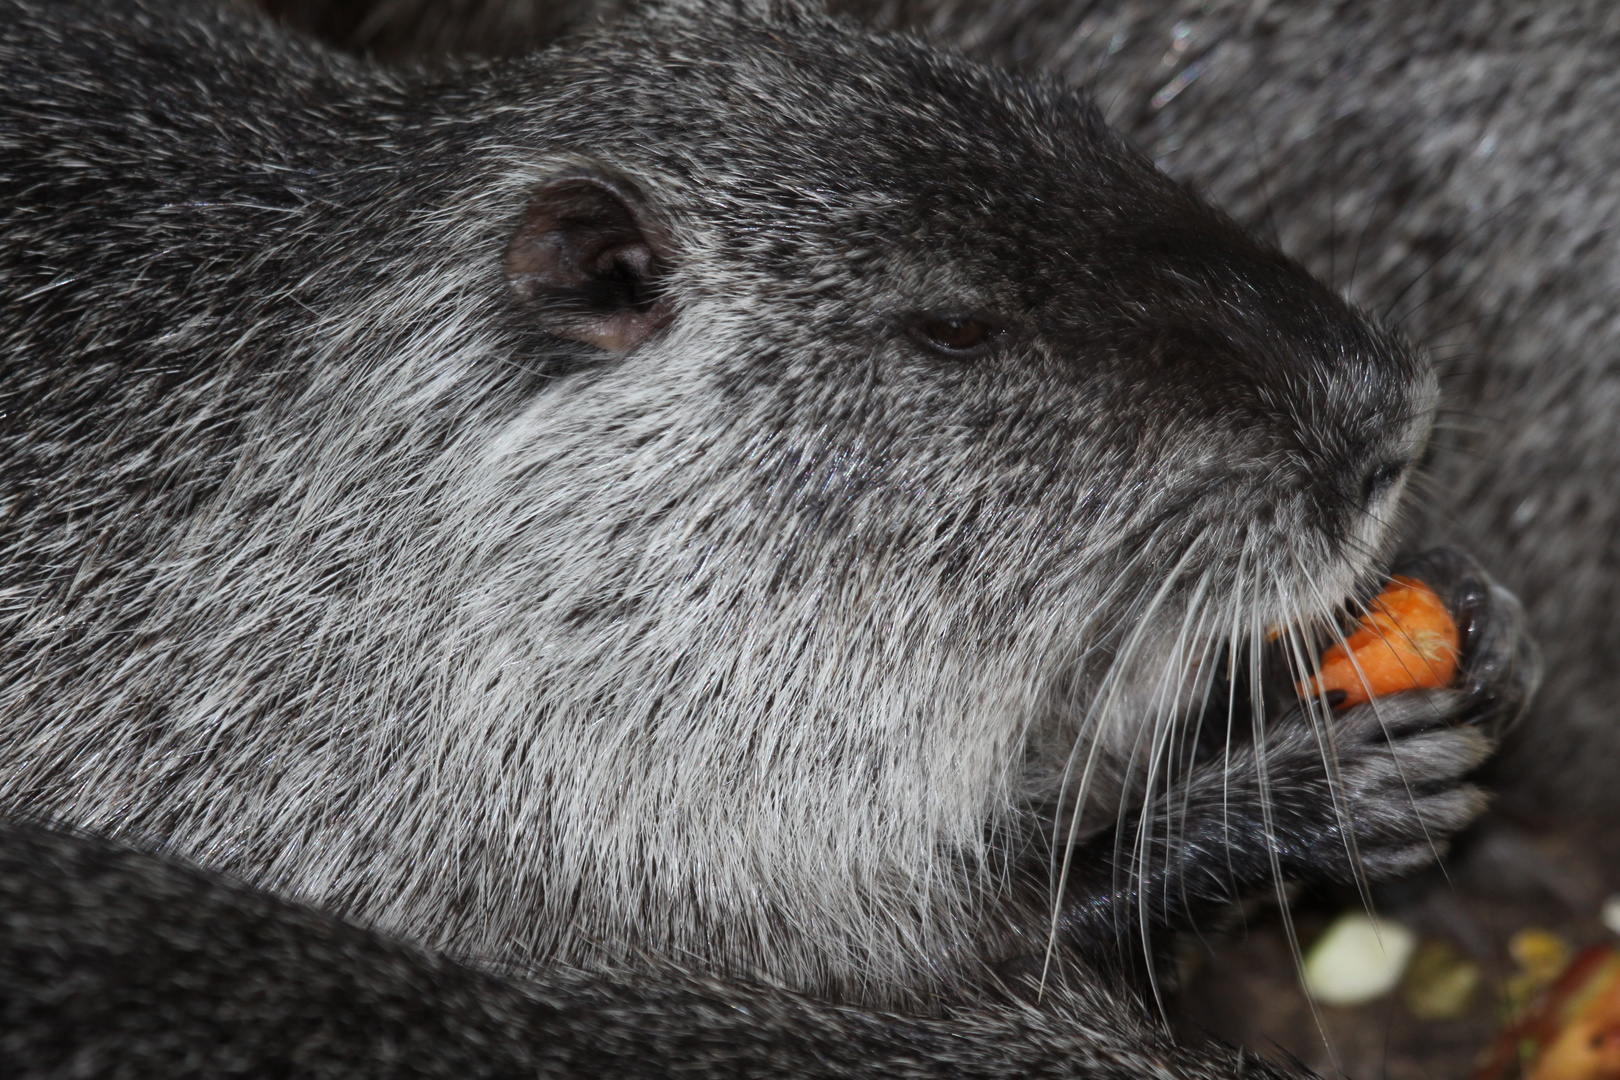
[1393,546,1541,741]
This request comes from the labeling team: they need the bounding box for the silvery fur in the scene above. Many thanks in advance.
[0,0,1531,1072]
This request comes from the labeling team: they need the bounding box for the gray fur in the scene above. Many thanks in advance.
[0,820,1303,1079]
[0,0,1533,1071]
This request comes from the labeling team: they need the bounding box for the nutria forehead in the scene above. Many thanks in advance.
[499,10,1412,380]
[520,15,1155,234]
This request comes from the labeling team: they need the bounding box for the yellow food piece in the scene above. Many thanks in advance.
[1515,930,1576,987]
[1404,939,1481,1020]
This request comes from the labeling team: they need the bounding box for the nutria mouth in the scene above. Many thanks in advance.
[1180,546,1524,776]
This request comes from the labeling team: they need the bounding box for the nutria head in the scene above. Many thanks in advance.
[0,0,1429,1001]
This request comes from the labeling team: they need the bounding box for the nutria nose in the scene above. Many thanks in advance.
[1363,461,1407,506]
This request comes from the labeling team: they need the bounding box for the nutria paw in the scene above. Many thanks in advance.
[1395,547,1541,740]
[1039,690,1493,969]
[1047,551,1536,949]
[1002,554,1537,982]
[1266,693,1493,881]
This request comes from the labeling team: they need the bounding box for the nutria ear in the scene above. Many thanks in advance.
[504,169,674,352]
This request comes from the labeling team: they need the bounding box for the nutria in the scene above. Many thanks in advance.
[0,0,1530,1071]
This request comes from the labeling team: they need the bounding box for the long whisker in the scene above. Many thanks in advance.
[1288,555,1376,911]
[1158,572,1226,982]
[1130,564,1215,1014]
[1207,520,1259,914]
[1039,529,1209,993]
[1252,583,1344,1080]
[1042,528,1173,885]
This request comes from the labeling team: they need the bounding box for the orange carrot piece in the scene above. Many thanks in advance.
[1300,575,1460,709]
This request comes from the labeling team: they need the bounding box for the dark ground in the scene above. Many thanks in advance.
[1172,814,1620,1080]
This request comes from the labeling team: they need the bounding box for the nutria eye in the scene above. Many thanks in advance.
[1363,461,1407,505]
[909,315,1000,355]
